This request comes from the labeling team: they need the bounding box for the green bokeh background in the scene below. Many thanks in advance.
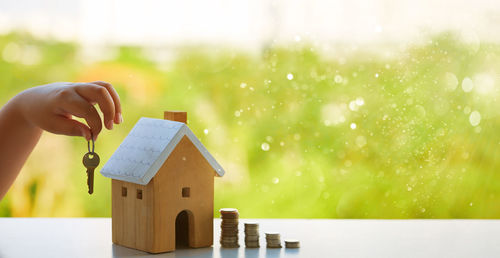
[1,32,499,218]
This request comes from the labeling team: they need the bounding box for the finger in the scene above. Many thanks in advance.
[62,94,103,141]
[75,83,115,130]
[90,81,123,124]
[49,115,91,141]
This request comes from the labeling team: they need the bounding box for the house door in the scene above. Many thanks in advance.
[175,210,194,248]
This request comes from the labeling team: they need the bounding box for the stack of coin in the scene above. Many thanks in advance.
[219,208,240,248]
[244,222,260,248]
[265,232,282,248]
[285,239,300,248]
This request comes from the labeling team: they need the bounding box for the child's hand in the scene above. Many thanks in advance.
[12,81,122,141]
[0,81,122,198]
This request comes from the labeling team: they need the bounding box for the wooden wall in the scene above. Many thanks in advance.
[151,136,215,253]
[111,135,215,253]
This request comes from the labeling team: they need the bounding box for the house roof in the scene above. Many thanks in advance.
[100,117,225,185]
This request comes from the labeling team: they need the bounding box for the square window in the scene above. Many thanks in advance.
[121,187,127,197]
[182,187,190,198]
[137,189,143,199]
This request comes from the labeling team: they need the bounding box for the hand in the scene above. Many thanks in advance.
[12,81,122,141]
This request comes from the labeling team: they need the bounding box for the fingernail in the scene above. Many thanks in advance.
[107,120,114,130]
[118,113,123,124]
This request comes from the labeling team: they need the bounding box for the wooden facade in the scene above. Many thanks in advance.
[110,112,216,253]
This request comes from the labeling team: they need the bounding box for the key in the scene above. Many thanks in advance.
[83,152,100,194]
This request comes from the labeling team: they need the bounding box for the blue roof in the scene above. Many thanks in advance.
[100,117,225,185]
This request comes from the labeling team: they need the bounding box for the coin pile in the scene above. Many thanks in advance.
[244,222,260,248]
[285,239,300,248]
[220,208,240,248]
[265,232,282,248]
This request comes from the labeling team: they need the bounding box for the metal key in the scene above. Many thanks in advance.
[83,152,100,194]
[83,135,99,194]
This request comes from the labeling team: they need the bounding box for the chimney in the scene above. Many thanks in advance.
[164,111,187,124]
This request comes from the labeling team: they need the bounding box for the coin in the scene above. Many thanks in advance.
[219,208,238,213]
[285,239,300,248]
[220,208,240,248]
[245,235,259,241]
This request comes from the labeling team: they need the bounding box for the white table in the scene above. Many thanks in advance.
[0,218,499,258]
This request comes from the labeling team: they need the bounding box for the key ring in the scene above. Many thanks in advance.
[87,132,95,153]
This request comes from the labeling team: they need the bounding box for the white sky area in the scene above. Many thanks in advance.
[0,0,499,48]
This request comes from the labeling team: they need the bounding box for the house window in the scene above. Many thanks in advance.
[182,187,190,198]
[137,189,143,200]
[122,187,127,197]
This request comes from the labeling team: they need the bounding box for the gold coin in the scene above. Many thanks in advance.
[219,208,238,214]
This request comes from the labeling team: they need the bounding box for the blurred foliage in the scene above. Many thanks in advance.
[1,32,500,218]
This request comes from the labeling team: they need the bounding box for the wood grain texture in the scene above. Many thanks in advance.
[111,111,216,253]
[111,179,155,252]
[151,135,215,253]
[164,111,187,124]
[111,136,215,253]
[111,180,122,244]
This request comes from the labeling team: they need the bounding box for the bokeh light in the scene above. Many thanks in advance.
[1,0,500,218]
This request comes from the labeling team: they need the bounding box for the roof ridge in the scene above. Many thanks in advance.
[100,117,224,185]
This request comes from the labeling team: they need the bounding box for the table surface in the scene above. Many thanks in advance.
[0,218,499,258]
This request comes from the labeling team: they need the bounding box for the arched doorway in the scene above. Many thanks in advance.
[175,210,194,248]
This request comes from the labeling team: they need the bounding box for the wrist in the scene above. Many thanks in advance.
[4,90,41,131]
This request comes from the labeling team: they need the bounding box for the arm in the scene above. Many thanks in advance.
[0,81,122,199]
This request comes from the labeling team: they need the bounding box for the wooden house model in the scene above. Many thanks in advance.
[100,111,225,253]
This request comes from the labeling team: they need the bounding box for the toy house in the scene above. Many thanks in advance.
[100,111,225,253]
